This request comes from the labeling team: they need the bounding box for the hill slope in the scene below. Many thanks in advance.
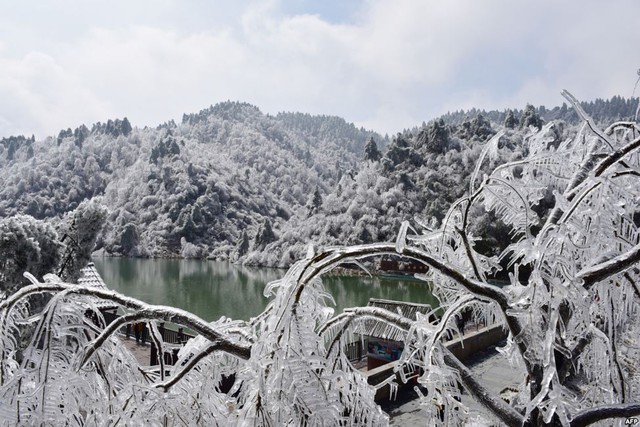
[0,97,636,267]
[0,102,383,262]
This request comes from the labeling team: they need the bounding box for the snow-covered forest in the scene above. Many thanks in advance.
[0,97,637,267]
[1,92,640,426]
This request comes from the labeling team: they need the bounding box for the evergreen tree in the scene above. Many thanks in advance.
[58,198,108,281]
[306,186,323,216]
[363,137,381,162]
[234,230,250,260]
[7,140,16,161]
[519,104,543,130]
[253,219,276,250]
[121,117,132,136]
[426,119,449,153]
[504,109,517,129]
[470,114,494,139]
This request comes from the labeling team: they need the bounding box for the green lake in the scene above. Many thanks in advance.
[92,258,439,322]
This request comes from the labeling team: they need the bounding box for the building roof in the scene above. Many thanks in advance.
[356,298,434,342]
[77,262,117,310]
[77,262,108,289]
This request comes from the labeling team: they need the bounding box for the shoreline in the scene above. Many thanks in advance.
[92,253,426,279]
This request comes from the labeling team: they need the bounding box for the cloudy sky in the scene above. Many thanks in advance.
[1,0,639,139]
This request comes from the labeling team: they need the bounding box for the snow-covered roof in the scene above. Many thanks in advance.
[77,262,117,310]
[77,262,108,289]
[356,298,433,342]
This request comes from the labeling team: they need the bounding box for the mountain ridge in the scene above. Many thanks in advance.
[0,96,637,267]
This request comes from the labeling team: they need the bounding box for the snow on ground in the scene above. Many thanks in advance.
[386,342,521,426]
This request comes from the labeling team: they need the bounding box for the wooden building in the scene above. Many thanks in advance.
[356,298,435,370]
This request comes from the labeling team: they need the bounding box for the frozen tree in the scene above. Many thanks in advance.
[505,109,518,129]
[426,118,450,153]
[58,198,108,282]
[0,265,385,425]
[253,218,276,250]
[520,104,544,130]
[364,137,382,162]
[0,215,62,293]
[353,90,640,426]
[1,91,640,426]
[306,186,323,216]
[233,229,250,261]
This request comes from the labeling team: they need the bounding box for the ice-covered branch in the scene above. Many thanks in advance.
[77,312,147,370]
[557,330,593,382]
[593,135,640,177]
[577,242,640,289]
[456,226,483,281]
[341,306,415,331]
[561,90,615,150]
[624,272,640,300]
[322,305,524,427]
[297,243,531,375]
[154,340,223,392]
[569,403,640,427]
[441,345,525,427]
[302,243,509,307]
[604,121,640,135]
[5,280,252,360]
[319,312,355,360]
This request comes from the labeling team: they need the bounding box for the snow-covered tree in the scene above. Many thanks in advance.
[505,109,518,129]
[306,186,323,217]
[58,198,108,281]
[364,137,382,162]
[0,215,62,293]
[1,92,640,426]
[520,104,544,130]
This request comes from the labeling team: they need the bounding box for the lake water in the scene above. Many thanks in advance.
[92,258,439,322]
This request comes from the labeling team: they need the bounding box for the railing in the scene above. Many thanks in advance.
[101,307,500,370]
[101,309,195,365]
[345,339,367,362]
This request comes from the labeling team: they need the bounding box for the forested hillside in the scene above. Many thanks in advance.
[0,102,382,264]
[0,97,636,267]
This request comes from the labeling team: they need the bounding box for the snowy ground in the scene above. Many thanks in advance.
[385,342,521,426]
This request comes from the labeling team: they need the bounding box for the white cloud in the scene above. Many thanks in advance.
[1,0,639,138]
[0,51,110,137]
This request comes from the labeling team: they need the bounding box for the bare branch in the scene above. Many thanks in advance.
[570,403,640,427]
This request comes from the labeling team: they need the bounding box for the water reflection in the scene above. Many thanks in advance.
[93,258,437,321]
[323,275,438,315]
